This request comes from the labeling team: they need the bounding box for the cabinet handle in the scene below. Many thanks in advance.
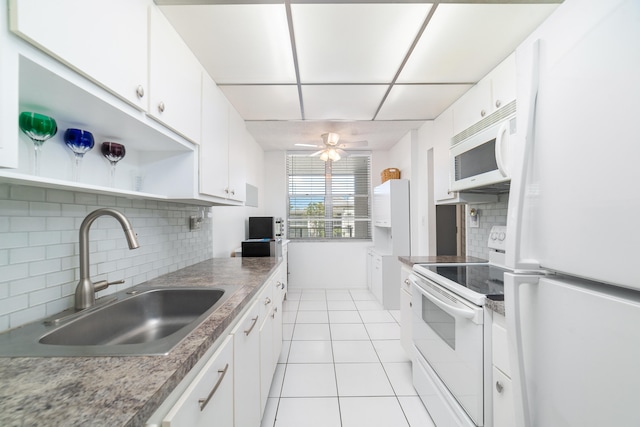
[136,85,144,99]
[230,189,235,196]
[244,316,258,336]
[496,381,504,393]
[409,302,413,307]
[480,109,486,117]
[264,297,272,305]
[158,101,165,113]
[495,99,502,108]
[198,363,229,411]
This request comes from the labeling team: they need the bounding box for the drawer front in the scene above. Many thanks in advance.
[162,336,233,427]
[491,313,511,377]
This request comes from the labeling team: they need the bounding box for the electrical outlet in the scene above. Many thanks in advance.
[189,216,201,230]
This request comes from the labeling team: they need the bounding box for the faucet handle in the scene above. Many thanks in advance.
[94,279,125,293]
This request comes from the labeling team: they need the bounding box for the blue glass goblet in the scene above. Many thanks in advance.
[64,128,94,181]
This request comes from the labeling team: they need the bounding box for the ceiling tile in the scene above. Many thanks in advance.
[291,3,432,83]
[219,85,302,121]
[397,3,559,83]
[302,85,389,120]
[376,84,472,120]
[159,4,296,84]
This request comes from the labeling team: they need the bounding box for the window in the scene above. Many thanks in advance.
[287,152,371,240]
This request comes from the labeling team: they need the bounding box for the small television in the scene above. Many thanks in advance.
[249,217,274,239]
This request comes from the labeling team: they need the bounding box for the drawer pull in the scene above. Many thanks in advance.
[264,297,272,305]
[496,381,504,393]
[244,316,259,336]
[198,363,229,411]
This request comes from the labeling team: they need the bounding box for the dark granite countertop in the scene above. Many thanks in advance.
[398,255,488,267]
[0,257,281,427]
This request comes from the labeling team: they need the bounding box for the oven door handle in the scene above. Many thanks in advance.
[409,276,476,320]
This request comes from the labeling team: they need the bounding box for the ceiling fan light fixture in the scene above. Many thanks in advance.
[328,148,341,161]
[320,151,330,161]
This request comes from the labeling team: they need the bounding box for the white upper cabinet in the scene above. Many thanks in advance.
[200,73,246,204]
[452,53,516,135]
[9,0,149,111]
[200,73,230,199]
[148,7,202,144]
[433,108,456,203]
[227,107,247,202]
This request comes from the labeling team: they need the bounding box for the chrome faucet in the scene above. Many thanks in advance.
[75,208,140,310]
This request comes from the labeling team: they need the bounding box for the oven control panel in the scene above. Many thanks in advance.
[488,225,507,252]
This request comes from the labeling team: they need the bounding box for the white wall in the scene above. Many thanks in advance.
[210,133,266,258]
[287,241,370,289]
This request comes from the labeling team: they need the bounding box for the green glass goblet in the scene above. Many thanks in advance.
[19,112,58,175]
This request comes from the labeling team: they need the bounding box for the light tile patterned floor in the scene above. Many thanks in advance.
[260,289,435,427]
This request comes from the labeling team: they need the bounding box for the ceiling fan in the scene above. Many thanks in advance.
[295,132,368,162]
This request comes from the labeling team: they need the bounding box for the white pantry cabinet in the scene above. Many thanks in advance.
[161,335,234,427]
[9,0,150,111]
[200,73,246,203]
[148,7,202,144]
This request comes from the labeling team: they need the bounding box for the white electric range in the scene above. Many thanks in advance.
[409,226,508,427]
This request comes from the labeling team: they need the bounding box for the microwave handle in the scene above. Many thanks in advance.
[495,121,510,177]
[408,275,476,320]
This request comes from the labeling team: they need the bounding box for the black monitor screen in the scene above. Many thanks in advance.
[249,217,274,239]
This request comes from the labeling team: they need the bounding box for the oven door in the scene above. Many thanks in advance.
[410,274,485,425]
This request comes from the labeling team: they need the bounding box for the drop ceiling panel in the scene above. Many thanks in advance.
[219,85,302,120]
[376,84,473,120]
[291,3,432,83]
[159,4,296,84]
[397,3,560,83]
[302,85,389,120]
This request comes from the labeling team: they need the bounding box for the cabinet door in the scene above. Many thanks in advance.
[232,301,261,427]
[400,266,413,359]
[162,336,233,427]
[200,73,230,199]
[492,366,515,427]
[9,0,149,110]
[433,108,455,202]
[371,254,383,303]
[489,54,516,112]
[452,78,492,135]
[227,107,247,201]
[149,7,202,144]
[259,307,274,414]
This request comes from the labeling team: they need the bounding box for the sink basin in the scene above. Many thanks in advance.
[40,288,226,346]
[0,285,240,357]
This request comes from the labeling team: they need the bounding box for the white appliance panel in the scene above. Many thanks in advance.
[506,0,640,289]
[505,273,640,427]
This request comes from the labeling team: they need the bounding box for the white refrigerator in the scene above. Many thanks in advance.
[504,0,640,426]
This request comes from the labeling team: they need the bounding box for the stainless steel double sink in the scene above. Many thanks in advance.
[0,285,241,357]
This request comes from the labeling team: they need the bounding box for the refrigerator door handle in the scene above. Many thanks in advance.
[506,38,541,271]
[505,273,539,427]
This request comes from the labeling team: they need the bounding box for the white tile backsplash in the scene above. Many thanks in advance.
[0,183,213,332]
[466,194,509,259]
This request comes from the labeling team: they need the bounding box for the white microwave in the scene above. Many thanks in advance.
[449,114,516,192]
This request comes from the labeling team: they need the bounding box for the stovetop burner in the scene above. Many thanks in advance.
[423,264,506,298]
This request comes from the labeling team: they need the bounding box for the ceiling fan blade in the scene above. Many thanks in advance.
[310,150,324,157]
[295,143,322,148]
[336,148,348,156]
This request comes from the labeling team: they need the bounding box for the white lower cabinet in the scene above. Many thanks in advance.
[492,312,515,427]
[147,264,286,427]
[400,265,414,360]
[231,301,261,427]
[161,335,234,427]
